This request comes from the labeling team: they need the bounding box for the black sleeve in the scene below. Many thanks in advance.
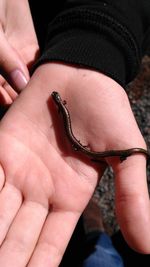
[34,0,150,87]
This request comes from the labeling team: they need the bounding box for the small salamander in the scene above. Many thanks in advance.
[51,91,150,163]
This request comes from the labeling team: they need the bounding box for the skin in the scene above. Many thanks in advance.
[0,62,149,267]
[0,0,39,104]
[0,1,149,265]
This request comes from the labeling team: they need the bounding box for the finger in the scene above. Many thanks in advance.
[0,86,13,105]
[0,29,29,92]
[28,209,80,267]
[0,182,22,244]
[111,154,150,253]
[0,75,18,105]
[0,75,18,104]
[0,75,18,99]
[0,201,48,267]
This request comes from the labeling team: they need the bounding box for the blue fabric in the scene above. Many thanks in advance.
[82,232,124,267]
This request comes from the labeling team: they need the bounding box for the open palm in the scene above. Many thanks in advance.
[0,63,149,266]
[0,99,100,266]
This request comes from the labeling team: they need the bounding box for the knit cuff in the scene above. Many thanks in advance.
[34,29,126,87]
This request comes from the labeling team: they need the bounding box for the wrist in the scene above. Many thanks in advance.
[17,62,128,137]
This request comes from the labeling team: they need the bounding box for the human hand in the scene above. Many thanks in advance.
[0,63,149,267]
[0,0,39,104]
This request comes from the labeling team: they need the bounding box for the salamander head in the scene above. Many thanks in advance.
[51,91,62,104]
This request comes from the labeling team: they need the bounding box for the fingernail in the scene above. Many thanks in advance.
[10,69,28,91]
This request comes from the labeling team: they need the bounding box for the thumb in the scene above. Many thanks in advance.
[0,33,29,92]
[112,154,150,253]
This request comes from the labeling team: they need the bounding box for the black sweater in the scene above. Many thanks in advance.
[29,0,150,87]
